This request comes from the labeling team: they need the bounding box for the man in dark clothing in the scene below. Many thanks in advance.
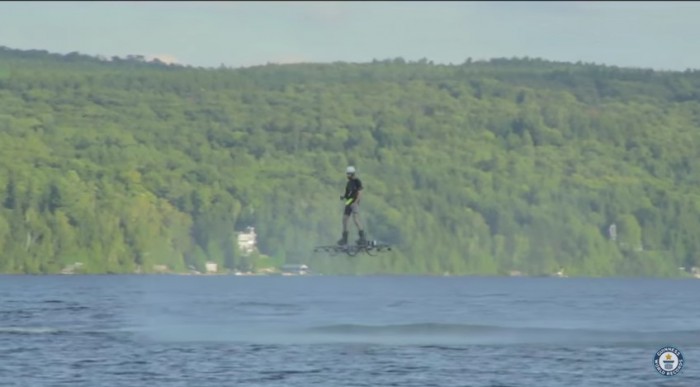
[338,165,366,246]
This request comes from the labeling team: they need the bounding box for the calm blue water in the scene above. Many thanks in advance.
[0,275,697,386]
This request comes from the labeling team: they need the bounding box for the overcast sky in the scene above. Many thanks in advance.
[1,1,698,70]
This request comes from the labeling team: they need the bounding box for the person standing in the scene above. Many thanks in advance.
[337,166,366,246]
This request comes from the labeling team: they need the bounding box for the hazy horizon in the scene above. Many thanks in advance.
[1,1,699,71]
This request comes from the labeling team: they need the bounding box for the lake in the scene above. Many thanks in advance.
[1,275,697,386]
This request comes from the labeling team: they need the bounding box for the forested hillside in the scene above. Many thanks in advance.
[1,47,700,276]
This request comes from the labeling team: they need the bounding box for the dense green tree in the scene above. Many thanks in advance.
[0,46,699,276]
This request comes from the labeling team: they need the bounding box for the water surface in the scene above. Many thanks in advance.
[0,275,697,386]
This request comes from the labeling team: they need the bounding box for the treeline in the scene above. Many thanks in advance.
[1,46,700,276]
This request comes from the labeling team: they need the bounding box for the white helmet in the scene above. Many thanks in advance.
[346,166,356,174]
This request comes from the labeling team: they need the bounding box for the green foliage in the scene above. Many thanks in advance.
[1,46,699,276]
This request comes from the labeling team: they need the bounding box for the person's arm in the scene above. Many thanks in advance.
[345,195,355,205]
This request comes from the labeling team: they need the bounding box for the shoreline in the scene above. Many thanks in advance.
[0,272,697,279]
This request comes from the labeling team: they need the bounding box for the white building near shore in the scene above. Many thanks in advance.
[237,226,257,255]
[205,262,218,274]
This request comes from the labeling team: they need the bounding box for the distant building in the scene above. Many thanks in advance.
[608,223,617,241]
[205,262,218,274]
[281,264,310,276]
[237,226,257,255]
[60,262,83,275]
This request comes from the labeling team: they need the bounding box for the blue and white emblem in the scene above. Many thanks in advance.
[654,346,683,376]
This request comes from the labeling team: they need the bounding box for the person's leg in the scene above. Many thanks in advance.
[351,204,366,244]
[343,213,350,232]
[337,207,351,245]
[352,212,363,230]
